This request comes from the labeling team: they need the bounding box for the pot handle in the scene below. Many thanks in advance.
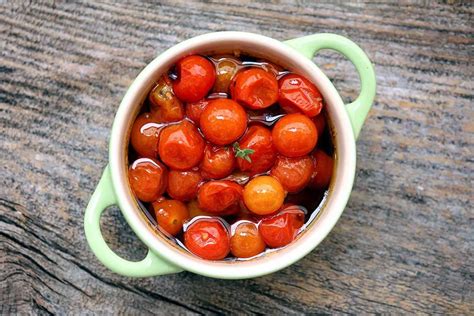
[84,165,182,277]
[284,34,376,139]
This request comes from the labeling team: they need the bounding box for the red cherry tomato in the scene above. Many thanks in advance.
[158,120,205,170]
[167,170,202,201]
[186,99,210,127]
[197,180,243,215]
[230,68,278,109]
[272,113,317,157]
[235,125,276,175]
[270,155,314,193]
[258,205,305,248]
[313,112,326,138]
[152,198,189,236]
[278,74,323,118]
[310,149,334,190]
[200,145,235,180]
[128,158,167,202]
[230,221,266,258]
[149,76,184,123]
[184,218,230,260]
[200,99,247,146]
[130,112,161,158]
[173,55,216,103]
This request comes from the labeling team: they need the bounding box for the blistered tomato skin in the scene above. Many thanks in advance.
[200,99,248,146]
[158,120,205,170]
[243,176,285,215]
[230,68,278,109]
[236,125,276,175]
[272,113,318,158]
[197,180,243,214]
[130,113,161,158]
[184,219,230,260]
[149,76,185,123]
[186,99,210,127]
[152,199,189,236]
[278,74,323,118]
[271,155,314,193]
[200,145,236,180]
[128,158,168,202]
[173,55,216,103]
[259,206,305,248]
[230,221,266,258]
[167,170,202,201]
[310,149,334,190]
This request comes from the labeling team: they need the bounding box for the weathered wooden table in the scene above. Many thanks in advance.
[1,1,472,314]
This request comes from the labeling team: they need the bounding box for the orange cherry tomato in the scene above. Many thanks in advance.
[130,112,161,158]
[243,176,285,215]
[197,180,243,215]
[128,158,168,202]
[272,113,317,157]
[259,205,305,248]
[230,221,266,258]
[184,218,230,260]
[173,55,216,103]
[200,145,235,180]
[158,120,205,170]
[313,112,326,138]
[278,74,323,118]
[213,58,240,93]
[152,198,189,236]
[149,76,184,123]
[310,149,334,190]
[230,68,278,109]
[187,199,212,218]
[270,155,314,193]
[186,99,210,127]
[167,170,202,201]
[235,125,276,175]
[200,99,247,146]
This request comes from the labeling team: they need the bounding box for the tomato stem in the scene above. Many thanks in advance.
[233,142,255,163]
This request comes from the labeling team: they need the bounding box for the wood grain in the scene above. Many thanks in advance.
[1,0,473,314]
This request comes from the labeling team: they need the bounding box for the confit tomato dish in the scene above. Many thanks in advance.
[128,54,334,260]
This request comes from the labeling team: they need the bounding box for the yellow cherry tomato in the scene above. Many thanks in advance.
[243,176,285,215]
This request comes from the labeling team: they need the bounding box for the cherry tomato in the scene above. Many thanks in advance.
[167,170,202,201]
[152,198,189,236]
[230,221,266,258]
[243,176,285,215]
[272,113,317,157]
[173,55,216,103]
[149,76,184,123]
[313,112,326,137]
[200,145,235,180]
[130,112,161,158]
[200,99,247,146]
[230,68,278,109]
[187,199,212,218]
[197,180,243,215]
[235,125,276,175]
[278,74,323,117]
[259,205,305,248]
[184,218,230,260]
[270,155,314,193]
[186,99,210,127]
[158,120,205,170]
[128,158,167,202]
[310,149,334,190]
[213,58,239,93]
